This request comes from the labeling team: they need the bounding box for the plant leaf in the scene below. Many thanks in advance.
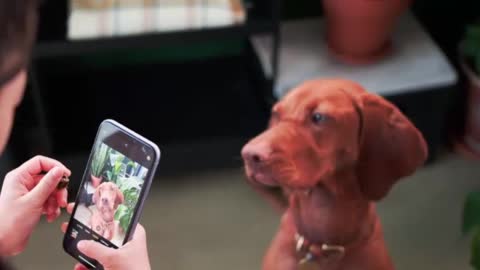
[114,204,128,220]
[120,213,131,233]
[472,229,480,270]
[463,24,480,58]
[463,39,480,58]
[91,143,108,177]
[463,191,480,234]
[467,25,480,39]
[105,171,112,182]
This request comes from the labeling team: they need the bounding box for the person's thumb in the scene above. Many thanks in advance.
[77,240,115,266]
[131,224,147,242]
[74,263,90,270]
[26,166,64,205]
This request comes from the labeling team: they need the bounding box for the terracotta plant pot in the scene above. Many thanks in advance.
[91,175,102,188]
[456,56,480,159]
[322,0,413,64]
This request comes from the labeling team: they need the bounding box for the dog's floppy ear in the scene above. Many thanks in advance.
[115,187,124,209]
[355,92,428,201]
[92,186,100,204]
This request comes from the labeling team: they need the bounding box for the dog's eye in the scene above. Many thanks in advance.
[311,113,328,124]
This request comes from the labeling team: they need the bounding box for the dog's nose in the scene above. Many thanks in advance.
[102,198,108,204]
[241,142,272,164]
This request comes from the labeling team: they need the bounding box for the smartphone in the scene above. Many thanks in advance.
[63,119,160,269]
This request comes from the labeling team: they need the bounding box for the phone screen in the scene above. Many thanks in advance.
[64,121,158,268]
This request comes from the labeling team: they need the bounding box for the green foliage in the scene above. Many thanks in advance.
[472,229,480,270]
[114,176,142,233]
[463,191,480,270]
[91,143,108,177]
[103,148,144,233]
[105,150,125,184]
[462,24,480,75]
[114,205,131,234]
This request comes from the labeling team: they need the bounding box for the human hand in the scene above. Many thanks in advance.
[0,156,71,256]
[61,204,151,270]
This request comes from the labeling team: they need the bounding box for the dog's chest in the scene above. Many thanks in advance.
[289,188,361,244]
[91,210,114,233]
[298,260,321,270]
[296,250,343,270]
[290,189,334,231]
[93,221,107,234]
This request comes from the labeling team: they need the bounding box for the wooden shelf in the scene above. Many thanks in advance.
[34,17,276,59]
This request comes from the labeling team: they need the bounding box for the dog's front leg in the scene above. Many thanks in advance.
[263,210,298,270]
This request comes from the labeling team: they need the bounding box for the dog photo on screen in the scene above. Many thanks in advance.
[73,142,149,247]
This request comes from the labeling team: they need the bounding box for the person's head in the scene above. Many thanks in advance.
[0,0,38,154]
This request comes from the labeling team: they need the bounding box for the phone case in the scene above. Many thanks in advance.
[63,119,161,269]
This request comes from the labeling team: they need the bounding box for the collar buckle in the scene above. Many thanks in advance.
[295,233,346,260]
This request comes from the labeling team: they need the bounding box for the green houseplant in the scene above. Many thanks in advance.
[457,23,480,158]
[462,24,480,75]
[461,25,480,264]
[90,143,108,187]
[463,191,480,269]
[114,175,143,233]
[104,149,137,185]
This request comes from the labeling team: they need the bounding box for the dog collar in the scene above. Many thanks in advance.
[95,219,115,234]
[104,219,115,226]
[295,233,345,263]
[294,219,376,267]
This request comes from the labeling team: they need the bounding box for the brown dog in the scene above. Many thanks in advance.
[242,79,428,270]
[90,182,124,240]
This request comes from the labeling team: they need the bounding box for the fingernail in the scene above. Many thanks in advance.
[51,167,62,175]
[77,241,87,250]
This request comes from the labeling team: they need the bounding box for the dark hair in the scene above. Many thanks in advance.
[0,1,38,268]
[0,0,38,81]
[0,259,12,270]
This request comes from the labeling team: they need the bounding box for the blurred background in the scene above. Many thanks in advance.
[1,0,480,269]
